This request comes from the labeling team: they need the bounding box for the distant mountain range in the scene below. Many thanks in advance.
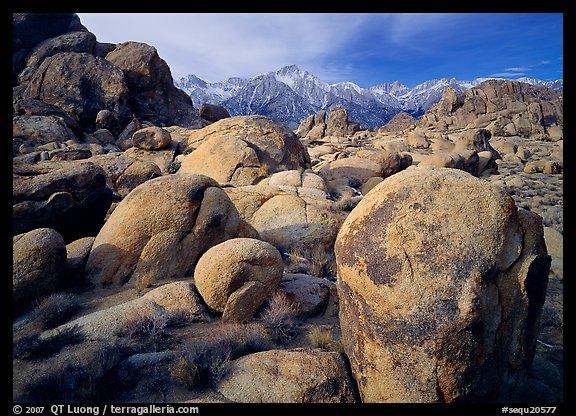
[174,65,563,129]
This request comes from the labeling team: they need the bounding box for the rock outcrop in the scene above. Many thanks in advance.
[296,107,360,140]
[225,185,341,253]
[22,52,132,130]
[13,160,113,242]
[420,80,563,140]
[42,281,208,341]
[335,167,550,402]
[105,41,201,128]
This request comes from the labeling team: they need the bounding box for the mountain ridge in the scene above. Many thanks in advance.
[175,65,563,129]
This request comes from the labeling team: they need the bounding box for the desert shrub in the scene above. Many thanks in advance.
[117,310,188,351]
[14,325,85,360]
[286,245,337,281]
[23,363,95,402]
[120,312,169,342]
[167,160,181,174]
[259,291,298,344]
[175,321,271,389]
[22,340,135,402]
[307,326,345,353]
[33,292,81,330]
[13,332,41,359]
[141,366,172,402]
[177,339,231,389]
[170,356,197,390]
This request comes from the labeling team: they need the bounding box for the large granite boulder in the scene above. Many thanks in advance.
[13,13,86,85]
[225,185,341,253]
[335,167,550,402]
[85,173,240,289]
[180,115,311,186]
[18,31,97,84]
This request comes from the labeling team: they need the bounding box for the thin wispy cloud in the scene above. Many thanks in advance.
[490,72,527,78]
[505,67,531,72]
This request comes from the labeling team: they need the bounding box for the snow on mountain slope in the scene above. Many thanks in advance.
[174,65,563,129]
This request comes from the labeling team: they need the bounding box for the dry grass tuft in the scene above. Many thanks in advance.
[32,292,81,330]
[307,326,345,353]
[259,291,299,344]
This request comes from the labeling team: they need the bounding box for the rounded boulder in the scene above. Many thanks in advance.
[194,238,283,322]
[13,228,67,316]
[85,173,240,289]
[131,126,172,150]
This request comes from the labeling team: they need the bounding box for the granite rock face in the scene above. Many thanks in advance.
[335,167,550,402]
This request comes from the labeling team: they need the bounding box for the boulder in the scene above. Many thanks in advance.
[180,115,311,186]
[295,114,315,138]
[226,185,341,253]
[454,128,499,158]
[199,103,230,122]
[13,98,82,133]
[116,117,141,150]
[91,128,116,145]
[355,149,412,179]
[21,31,96,81]
[543,227,563,279]
[307,124,326,141]
[524,160,562,175]
[13,160,112,242]
[406,129,430,149]
[194,238,284,322]
[105,41,201,128]
[22,52,132,130]
[216,349,357,403]
[124,143,179,175]
[547,125,562,141]
[326,107,350,137]
[85,173,240,289]
[13,13,85,85]
[279,273,337,318]
[13,228,67,316]
[316,156,383,184]
[335,167,550,402]
[63,236,95,290]
[87,153,162,199]
[258,169,327,195]
[131,126,172,150]
[13,115,77,156]
[95,109,120,134]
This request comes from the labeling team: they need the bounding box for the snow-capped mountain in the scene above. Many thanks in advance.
[175,65,563,129]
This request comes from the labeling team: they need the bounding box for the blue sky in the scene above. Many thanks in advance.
[78,13,563,88]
